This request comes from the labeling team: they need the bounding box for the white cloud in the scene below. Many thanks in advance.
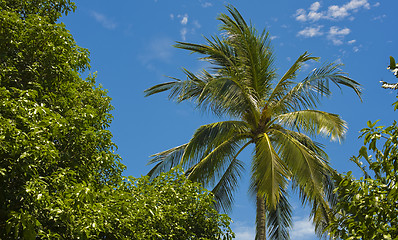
[90,11,117,30]
[345,0,370,10]
[169,14,174,20]
[291,217,316,239]
[297,26,323,38]
[178,13,188,25]
[310,2,321,12]
[295,9,307,22]
[327,26,351,45]
[327,5,349,19]
[329,26,351,36]
[373,2,380,7]
[294,0,372,22]
[308,11,323,21]
[348,39,356,44]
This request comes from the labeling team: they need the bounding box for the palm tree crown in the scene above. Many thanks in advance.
[145,6,361,240]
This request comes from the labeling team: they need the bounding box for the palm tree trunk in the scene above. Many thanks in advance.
[256,193,267,240]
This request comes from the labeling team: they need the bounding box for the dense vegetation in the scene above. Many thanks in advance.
[2,0,396,239]
[0,1,233,239]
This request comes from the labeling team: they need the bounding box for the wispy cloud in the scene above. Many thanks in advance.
[90,11,117,30]
[294,0,371,22]
[232,217,316,240]
[193,20,201,29]
[291,217,316,240]
[180,28,188,41]
[297,26,324,38]
[348,39,357,44]
[138,37,173,65]
[201,2,213,8]
[231,222,255,240]
[170,13,201,41]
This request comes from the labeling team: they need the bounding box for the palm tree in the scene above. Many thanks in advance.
[145,6,361,240]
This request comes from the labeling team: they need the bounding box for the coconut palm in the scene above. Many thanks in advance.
[145,6,361,240]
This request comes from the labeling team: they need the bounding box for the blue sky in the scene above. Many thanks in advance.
[62,0,397,239]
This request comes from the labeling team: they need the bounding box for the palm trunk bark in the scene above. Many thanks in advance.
[256,193,267,240]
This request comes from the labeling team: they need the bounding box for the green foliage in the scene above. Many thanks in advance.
[0,0,76,22]
[326,119,398,239]
[5,168,234,239]
[1,1,234,239]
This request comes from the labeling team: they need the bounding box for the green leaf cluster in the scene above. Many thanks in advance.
[326,119,398,239]
[0,1,234,239]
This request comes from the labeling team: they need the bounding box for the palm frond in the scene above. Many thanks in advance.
[219,5,276,99]
[250,133,289,208]
[211,158,245,212]
[182,121,249,166]
[147,143,187,178]
[271,63,361,114]
[267,187,292,240]
[269,127,330,203]
[186,132,249,185]
[310,195,331,239]
[196,75,260,118]
[174,36,237,70]
[270,127,336,238]
[276,110,347,142]
[144,68,209,101]
[267,52,319,104]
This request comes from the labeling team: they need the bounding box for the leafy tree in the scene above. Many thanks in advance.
[327,61,398,239]
[1,1,234,239]
[0,0,123,237]
[145,6,361,240]
[326,120,398,240]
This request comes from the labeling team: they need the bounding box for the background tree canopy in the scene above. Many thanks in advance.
[0,1,233,239]
[327,119,398,239]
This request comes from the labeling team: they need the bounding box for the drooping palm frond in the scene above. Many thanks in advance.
[211,157,245,212]
[267,187,292,240]
[269,127,330,204]
[250,132,289,208]
[276,110,347,142]
[185,132,248,186]
[144,68,207,101]
[147,143,187,178]
[182,121,250,166]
